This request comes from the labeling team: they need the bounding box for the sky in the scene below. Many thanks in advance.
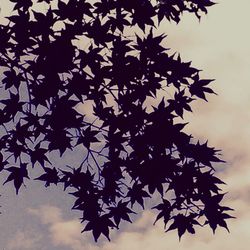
[1,0,250,249]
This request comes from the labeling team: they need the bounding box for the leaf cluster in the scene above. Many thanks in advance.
[0,0,233,242]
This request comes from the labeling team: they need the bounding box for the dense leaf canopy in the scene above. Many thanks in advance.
[0,0,233,242]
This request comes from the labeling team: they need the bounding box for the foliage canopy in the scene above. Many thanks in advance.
[0,0,233,242]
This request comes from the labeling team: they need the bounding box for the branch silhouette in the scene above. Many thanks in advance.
[0,0,233,242]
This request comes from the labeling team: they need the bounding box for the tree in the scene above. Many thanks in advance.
[0,0,233,242]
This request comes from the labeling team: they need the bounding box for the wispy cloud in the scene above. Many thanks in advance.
[27,205,94,250]
[99,206,249,250]
[28,205,63,224]
[26,200,250,250]
[7,230,42,250]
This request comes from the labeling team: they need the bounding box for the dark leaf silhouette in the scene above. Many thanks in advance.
[166,213,200,240]
[83,214,116,242]
[0,0,233,242]
[202,193,235,233]
[29,144,51,168]
[35,167,59,187]
[0,153,7,172]
[190,77,216,101]
[108,201,136,227]
[152,199,171,228]
[128,183,151,208]
[3,163,29,194]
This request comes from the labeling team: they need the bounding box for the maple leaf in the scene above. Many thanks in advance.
[189,78,217,101]
[2,69,23,90]
[77,127,100,148]
[196,170,225,195]
[60,167,95,191]
[166,214,200,240]
[83,215,116,241]
[35,167,59,187]
[152,199,171,228]
[3,163,30,194]
[128,183,151,208]
[108,201,136,227]
[1,93,25,119]
[202,193,235,233]
[188,141,225,167]
[29,144,51,168]
[46,130,72,156]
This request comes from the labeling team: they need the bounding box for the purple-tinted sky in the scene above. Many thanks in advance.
[1,0,250,249]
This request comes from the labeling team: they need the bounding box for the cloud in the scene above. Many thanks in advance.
[97,205,249,250]
[7,230,42,250]
[26,202,249,250]
[49,220,86,250]
[27,205,94,250]
[28,205,63,224]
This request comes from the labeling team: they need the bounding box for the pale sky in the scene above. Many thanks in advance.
[1,0,250,249]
